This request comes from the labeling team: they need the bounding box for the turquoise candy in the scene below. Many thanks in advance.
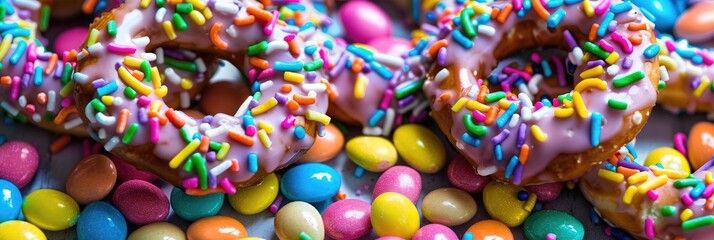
[523,210,584,240]
[170,187,224,221]
[76,201,127,240]
[280,163,342,203]
[631,0,681,33]
[0,179,21,222]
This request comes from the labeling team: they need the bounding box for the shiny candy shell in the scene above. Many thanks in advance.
[76,201,127,240]
[22,189,79,231]
[301,124,345,163]
[128,222,186,240]
[275,201,324,240]
[54,27,87,54]
[171,187,224,221]
[322,199,372,240]
[524,182,564,203]
[675,2,714,43]
[372,166,422,204]
[482,181,532,227]
[412,224,458,240]
[0,141,39,188]
[632,0,682,33]
[688,122,714,170]
[111,180,169,225]
[371,192,420,239]
[228,173,279,215]
[66,154,118,205]
[644,147,691,174]
[339,0,392,43]
[421,188,477,226]
[447,155,491,193]
[280,163,342,203]
[466,220,514,240]
[346,136,398,172]
[523,210,584,240]
[0,179,22,222]
[0,220,46,240]
[187,216,247,240]
[393,124,446,173]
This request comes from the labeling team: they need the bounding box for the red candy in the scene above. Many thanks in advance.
[524,182,564,202]
[0,141,39,188]
[111,180,169,225]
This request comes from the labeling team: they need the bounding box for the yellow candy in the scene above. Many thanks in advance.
[22,189,79,231]
[393,124,446,173]
[644,147,691,175]
[482,181,532,227]
[371,192,420,239]
[345,136,397,172]
[228,173,279,215]
[0,221,47,240]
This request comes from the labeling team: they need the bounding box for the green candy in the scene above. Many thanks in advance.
[523,210,584,240]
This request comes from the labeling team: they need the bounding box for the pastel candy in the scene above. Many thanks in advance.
[76,201,127,240]
[0,179,21,222]
[675,1,714,43]
[339,0,392,43]
[22,189,80,231]
[465,220,514,240]
[275,201,324,240]
[170,187,224,221]
[65,154,118,205]
[187,216,247,240]
[111,180,169,225]
[371,192,420,239]
[482,181,532,227]
[644,147,691,174]
[447,155,491,193]
[0,220,47,240]
[688,122,714,171]
[128,222,186,240]
[524,182,564,203]
[346,136,397,172]
[421,188,477,226]
[372,166,422,204]
[0,141,39,188]
[523,210,584,240]
[280,163,342,203]
[322,199,372,240]
[301,124,345,163]
[393,124,447,173]
[228,173,279,215]
[412,224,458,240]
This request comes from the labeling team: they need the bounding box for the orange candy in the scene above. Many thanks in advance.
[186,216,247,240]
[688,122,714,170]
[301,124,344,162]
[465,220,514,240]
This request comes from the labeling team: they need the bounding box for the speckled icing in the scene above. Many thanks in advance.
[656,35,714,114]
[422,0,659,184]
[74,0,334,193]
[582,153,714,239]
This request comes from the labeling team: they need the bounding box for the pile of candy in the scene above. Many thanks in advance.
[2,0,714,240]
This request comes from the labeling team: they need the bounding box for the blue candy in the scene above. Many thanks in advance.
[76,201,127,240]
[0,179,21,222]
[280,163,342,203]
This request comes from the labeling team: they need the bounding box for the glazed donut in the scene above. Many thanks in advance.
[656,36,714,114]
[581,145,714,239]
[423,0,660,185]
[273,0,430,136]
[73,0,331,194]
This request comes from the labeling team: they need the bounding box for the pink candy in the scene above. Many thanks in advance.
[110,156,157,183]
[0,141,39,188]
[322,199,372,240]
[367,37,413,56]
[373,166,422,204]
[525,181,564,202]
[412,224,459,240]
[447,155,491,193]
[111,180,169,225]
[53,27,87,54]
[339,1,392,44]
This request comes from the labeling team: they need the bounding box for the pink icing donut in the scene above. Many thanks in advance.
[423,0,660,185]
[73,0,332,194]
[656,36,714,113]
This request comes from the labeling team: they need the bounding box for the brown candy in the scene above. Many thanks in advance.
[65,154,117,205]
